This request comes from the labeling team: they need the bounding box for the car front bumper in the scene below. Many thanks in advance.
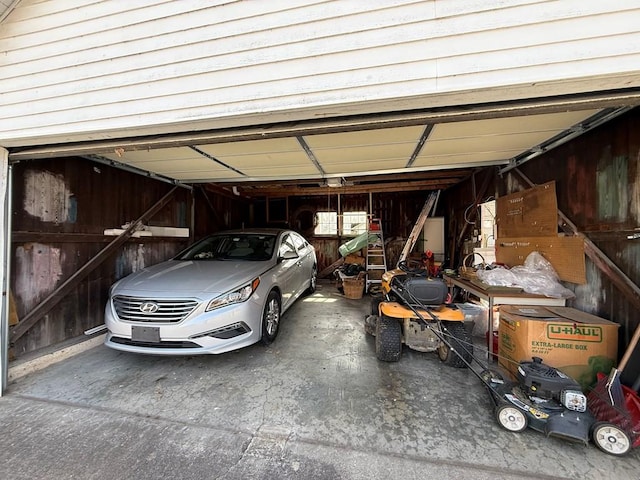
[104,293,265,355]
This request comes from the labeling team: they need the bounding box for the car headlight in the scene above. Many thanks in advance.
[206,277,260,311]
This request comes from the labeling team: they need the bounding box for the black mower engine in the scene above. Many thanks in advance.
[517,357,587,412]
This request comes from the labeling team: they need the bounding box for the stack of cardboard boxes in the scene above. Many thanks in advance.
[494,182,619,389]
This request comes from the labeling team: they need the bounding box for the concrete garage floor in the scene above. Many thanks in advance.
[2,280,639,480]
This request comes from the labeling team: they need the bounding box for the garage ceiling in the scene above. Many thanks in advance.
[98,109,601,196]
[10,104,629,198]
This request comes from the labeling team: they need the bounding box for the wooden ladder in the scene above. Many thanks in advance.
[398,190,440,265]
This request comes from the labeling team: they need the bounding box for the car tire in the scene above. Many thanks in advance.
[261,290,281,345]
[437,321,472,368]
[306,265,317,294]
[375,315,402,362]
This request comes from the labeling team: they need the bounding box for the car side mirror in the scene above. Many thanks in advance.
[279,250,298,262]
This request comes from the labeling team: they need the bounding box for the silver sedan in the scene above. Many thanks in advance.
[104,229,317,355]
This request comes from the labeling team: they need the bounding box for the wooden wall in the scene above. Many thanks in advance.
[9,157,244,357]
[445,108,640,381]
[512,108,640,380]
[257,191,441,274]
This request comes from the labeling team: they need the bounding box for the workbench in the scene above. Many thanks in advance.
[444,275,567,361]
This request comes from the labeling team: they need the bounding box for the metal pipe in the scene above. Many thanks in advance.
[500,107,633,174]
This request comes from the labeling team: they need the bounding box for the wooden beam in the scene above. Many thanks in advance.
[319,257,344,278]
[511,168,640,311]
[10,187,180,342]
[11,232,188,243]
[223,169,475,188]
[238,178,462,197]
[202,183,251,200]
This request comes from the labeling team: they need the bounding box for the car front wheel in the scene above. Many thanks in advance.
[306,266,317,294]
[261,290,281,344]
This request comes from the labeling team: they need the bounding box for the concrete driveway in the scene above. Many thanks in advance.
[1,281,638,479]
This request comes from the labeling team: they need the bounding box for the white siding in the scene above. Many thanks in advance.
[1,0,640,146]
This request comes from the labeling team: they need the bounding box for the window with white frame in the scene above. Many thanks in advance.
[314,211,369,236]
[314,211,338,235]
[342,211,368,236]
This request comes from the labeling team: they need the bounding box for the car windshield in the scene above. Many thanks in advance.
[175,233,277,261]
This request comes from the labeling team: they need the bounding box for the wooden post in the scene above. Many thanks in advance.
[0,149,9,395]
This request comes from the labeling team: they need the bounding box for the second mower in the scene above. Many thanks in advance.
[365,259,474,366]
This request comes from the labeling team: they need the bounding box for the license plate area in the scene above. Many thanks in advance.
[131,325,160,343]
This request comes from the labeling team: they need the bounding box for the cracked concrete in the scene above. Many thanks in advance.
[1,280,639,479]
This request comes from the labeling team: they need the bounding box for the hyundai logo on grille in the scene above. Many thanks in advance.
[140,302,159,313]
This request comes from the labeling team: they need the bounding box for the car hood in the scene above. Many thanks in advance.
[113,259,273,296]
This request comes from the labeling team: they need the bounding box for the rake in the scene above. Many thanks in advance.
[604,322,640,406]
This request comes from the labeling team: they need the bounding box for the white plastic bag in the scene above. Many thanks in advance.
[477,252,575,298]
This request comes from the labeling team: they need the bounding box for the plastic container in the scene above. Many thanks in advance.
[455,302,488,337]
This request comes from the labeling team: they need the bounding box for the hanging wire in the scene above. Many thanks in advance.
[463,202,479,224]
[464,195,497,225]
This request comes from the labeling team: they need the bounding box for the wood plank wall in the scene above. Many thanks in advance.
[512,109,640,360]
[446,108,640,382]
[263,191,439,273]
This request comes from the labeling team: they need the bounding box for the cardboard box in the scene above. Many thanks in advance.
[345,253,365,266]
[498,305,619,389]
[495,181,558,238]
[494,181,587,285]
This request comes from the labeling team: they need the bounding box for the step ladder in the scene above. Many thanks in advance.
[365,217,387,292]
[398,190,441,265]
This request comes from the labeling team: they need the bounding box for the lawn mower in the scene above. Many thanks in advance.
[364,259,474,366]
[364,265,639,452]
[481,357,595,446]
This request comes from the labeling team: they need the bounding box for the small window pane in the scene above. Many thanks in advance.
[315,212,337,235]
[342,211,368,236]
